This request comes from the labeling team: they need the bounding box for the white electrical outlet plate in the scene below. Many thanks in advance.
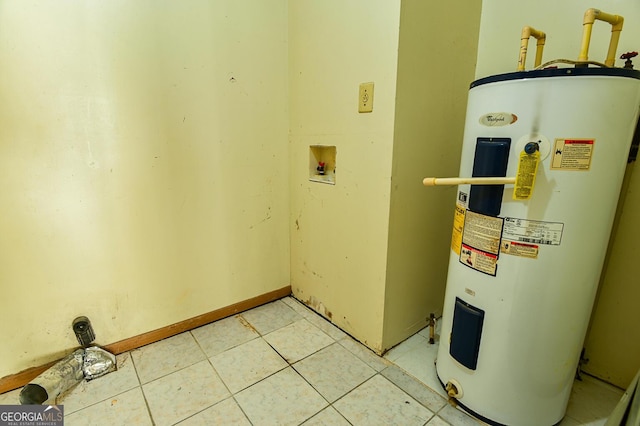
[359,82,374,113]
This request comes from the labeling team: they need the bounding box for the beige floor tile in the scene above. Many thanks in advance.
[264,319,334,363]
[565,374,623,424]
[338,336,391,372]
[426,415,451,425]
[58,352,139,414]
[437,404,484,426]
[281,296,315,318]
[210,337,287,393]
[131,332,206,384]
[389,335,446,398]
[235,367,327,425]
[281,297,348,340]
[384,333,429,362]
[176,397,251,425]
[380,364,447,413]
[0,388,21,405]
[302,406,351,425]
[64,387,152,426]
[191,315,259,357]
[143,360,229,426]
[294,342,375,402]
[304,311,348,341]
[333,374,433,426]
[239,300,301,335]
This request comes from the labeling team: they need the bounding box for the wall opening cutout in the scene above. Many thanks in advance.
[309,145,336,185]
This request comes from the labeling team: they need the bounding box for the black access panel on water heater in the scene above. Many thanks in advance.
[450,297,485,370]
[468,137,511,217]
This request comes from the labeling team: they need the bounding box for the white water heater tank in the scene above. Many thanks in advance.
[435,67,640,425]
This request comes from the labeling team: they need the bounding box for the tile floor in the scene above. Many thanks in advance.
[0,296,624,425]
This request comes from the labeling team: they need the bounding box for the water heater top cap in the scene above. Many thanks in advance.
[471,66,640,89]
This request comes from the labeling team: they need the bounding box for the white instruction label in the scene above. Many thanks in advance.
[459,210,503,276]
[462,210,503,255]
[502,217,564,245]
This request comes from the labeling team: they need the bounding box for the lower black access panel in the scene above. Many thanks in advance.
[449,297,485,370]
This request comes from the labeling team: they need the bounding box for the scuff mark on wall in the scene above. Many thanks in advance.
[302,261,323,278]
[249,206,272,229]
[306,295,333,320]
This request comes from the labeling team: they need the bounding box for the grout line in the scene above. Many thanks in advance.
[173,395,247,426]
[221,337,289,394]
[189,329,214,361]
[236,314,260,336]
[60,385,144,417]
[187,329,209,359]
[378,371,440,420]
[129,353,156,426]
[208,339,288,395]
[232,364,289,395]
[230,394,256,426]
[204,357,233,397]
[236,321,344,424]
[262,320,335,365]
[133,358,206,387]
[423,412,437,426]
[128,333,210,386]
[192,317,261,358]
[328,373,385,425]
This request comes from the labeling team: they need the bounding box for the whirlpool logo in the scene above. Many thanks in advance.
[479,112,518,127]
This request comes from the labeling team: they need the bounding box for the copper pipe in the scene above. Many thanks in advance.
[578,8,624,67]
[518,26,546,71]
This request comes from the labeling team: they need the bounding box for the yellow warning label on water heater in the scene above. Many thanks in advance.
[513,150,540,200]
[451,202,465,255]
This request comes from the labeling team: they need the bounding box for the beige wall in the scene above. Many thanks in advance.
[382,0,482,349]
[288,0,401,352]
[587,163,640,388]
[0,0,290,379]
[475,0,640,388]
[289,0,482,353]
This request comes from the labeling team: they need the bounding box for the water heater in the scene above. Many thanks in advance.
[424,10,640,426]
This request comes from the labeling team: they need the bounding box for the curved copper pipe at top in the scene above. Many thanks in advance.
[578,8,624,67]
[517,26,546,71]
